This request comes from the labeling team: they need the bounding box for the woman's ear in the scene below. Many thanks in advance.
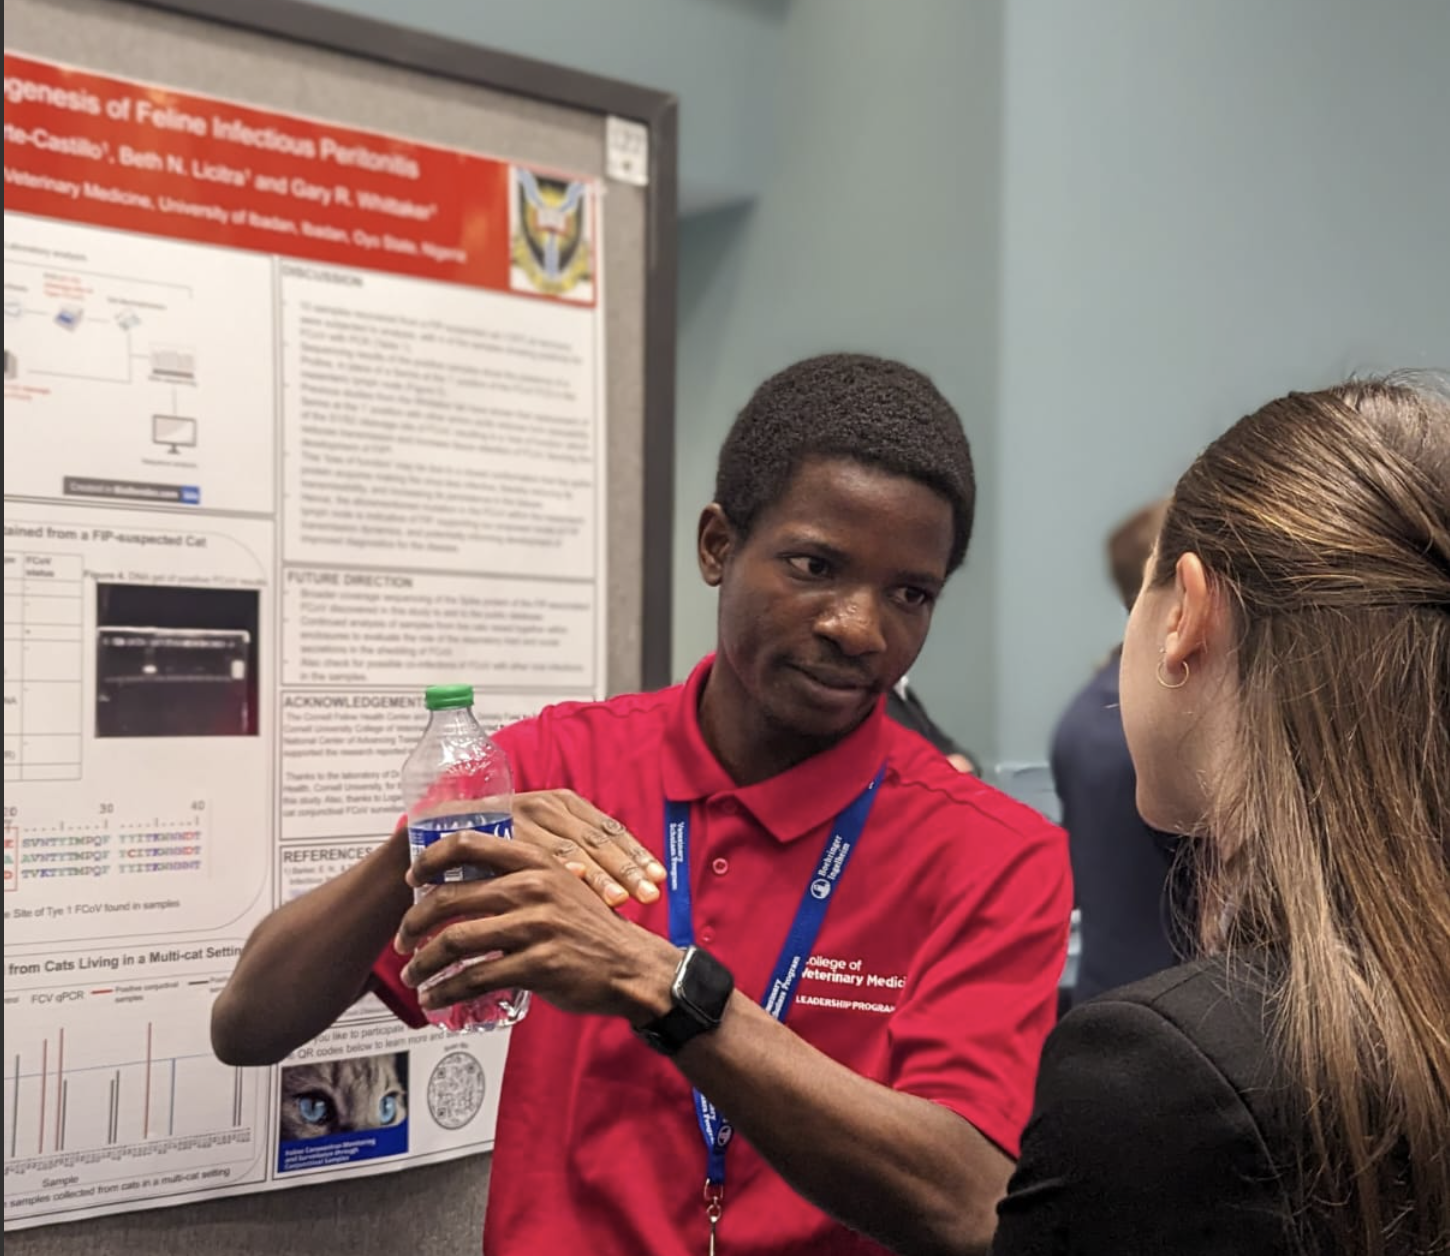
[1163,552,1225,670]
[697,504,734,588]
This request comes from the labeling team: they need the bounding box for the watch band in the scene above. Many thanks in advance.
[634,945,734,1056]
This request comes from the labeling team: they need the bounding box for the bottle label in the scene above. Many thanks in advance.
[407,813,513,885]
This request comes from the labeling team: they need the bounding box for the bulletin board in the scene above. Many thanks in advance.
[3,0,676,1249]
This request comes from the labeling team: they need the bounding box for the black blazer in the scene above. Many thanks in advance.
[884,684,972,765]
[993,958,1408,1255]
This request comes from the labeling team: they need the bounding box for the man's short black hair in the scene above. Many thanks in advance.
[714,353,976,573]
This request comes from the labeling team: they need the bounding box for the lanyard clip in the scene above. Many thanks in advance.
[704,1180,724,1256]
[703,1180,724,1223]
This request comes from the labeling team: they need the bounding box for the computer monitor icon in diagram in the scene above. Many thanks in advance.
[153,413,198,454]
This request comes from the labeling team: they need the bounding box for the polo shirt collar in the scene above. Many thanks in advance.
[660,654,888,844]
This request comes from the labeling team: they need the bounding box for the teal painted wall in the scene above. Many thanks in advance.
[994,0,1450,764]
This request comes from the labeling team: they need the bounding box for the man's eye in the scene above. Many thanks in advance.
[896,587,935,609]
[785,556,831,578]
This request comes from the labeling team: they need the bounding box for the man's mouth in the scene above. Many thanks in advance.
[789,664,874,694]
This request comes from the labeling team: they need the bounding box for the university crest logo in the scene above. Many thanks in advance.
[509,167,594,301]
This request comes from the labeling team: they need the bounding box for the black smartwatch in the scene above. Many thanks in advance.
[634,945,735,1056]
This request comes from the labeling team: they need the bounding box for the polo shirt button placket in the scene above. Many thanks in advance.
[701,801,733,953]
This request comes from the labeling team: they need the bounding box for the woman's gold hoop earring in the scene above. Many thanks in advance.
[1155,658,1189,690]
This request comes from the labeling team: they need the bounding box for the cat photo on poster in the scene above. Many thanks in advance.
[276,1051,409,1174]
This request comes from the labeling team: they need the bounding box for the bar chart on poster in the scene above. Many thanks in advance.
[3,34,615,1229]
[4,991,261,1183]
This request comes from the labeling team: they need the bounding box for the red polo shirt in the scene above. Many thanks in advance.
[373,656,1071,1255]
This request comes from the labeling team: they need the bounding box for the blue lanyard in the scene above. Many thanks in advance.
[663,765,885,1189]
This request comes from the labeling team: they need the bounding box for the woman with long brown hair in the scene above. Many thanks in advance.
[993,379,1450,1255]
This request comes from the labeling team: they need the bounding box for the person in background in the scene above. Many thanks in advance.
[994,378,1450,1255]
[214,354,1071,1256]
[1049,499,1192,1006]
[886,671,979,774]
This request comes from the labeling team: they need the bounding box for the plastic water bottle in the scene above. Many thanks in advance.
[401,683,530,1033]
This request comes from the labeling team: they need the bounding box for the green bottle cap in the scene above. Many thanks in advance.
[424,684,475,711]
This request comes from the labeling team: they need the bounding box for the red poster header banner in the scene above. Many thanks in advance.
[3,52,598,303]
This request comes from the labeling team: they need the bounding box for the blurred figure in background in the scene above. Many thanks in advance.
[995,378,1450,1255]
[1049,500,1192,1006]
[886,672,979,774]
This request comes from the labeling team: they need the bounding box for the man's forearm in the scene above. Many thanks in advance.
[211,827,413,1065]
[675,995,1010,1256]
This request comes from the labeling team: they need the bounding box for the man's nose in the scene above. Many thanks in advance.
[815,593,887,657]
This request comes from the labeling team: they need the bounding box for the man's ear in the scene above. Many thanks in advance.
[697,504,735,588]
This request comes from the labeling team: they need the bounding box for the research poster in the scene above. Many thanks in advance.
[3,51,607,1228]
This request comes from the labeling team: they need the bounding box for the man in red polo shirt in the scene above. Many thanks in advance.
[213,354,1071,1255]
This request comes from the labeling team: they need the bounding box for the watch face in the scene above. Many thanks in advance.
[676,946,734,1026]
[635,947,736,1056]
